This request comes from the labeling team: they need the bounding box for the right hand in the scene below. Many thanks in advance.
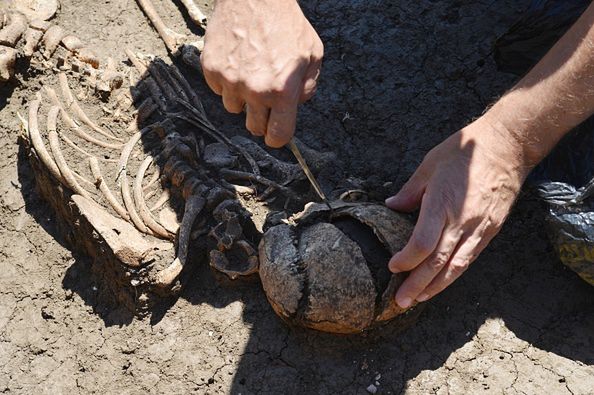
[200,0,324,148]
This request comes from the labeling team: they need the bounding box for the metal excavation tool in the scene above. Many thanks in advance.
[286,139,333,211]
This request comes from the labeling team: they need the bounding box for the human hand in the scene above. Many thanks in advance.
[200,0,324,148]
[386,118,532,308]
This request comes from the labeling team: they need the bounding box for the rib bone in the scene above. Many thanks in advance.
[27,94,63,183]
[47,106,92,200]
[58,73,122,141]
[89,157,130,221]
[155,195,205,287]
[134,155,173,239]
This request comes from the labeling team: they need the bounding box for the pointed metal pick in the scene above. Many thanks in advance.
[286,138,333,211]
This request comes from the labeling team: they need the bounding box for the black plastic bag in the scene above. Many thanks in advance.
[495,0,594,285]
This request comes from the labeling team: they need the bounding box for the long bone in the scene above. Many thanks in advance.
[89,157,130,221]
[58,73,122,141]
[47,106,93,200]
[134,155,173,239]
[135,0,185,54]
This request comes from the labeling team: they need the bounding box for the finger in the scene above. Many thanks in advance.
[385,168,429,212]
[388,191,446,273]
[200,57,223,95]
[416,228,493,302]
[265,104,298,148]
[221,88,245,114]
[394,225,463,308]
[299,55,322,103]
[245,103,270,137]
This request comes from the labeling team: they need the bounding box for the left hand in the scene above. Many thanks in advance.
[386,117,532,308]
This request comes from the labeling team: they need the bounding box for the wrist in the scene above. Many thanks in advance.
[469,115,535,182]
[482,98,556,169]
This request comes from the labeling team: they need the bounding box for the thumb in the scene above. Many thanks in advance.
[386,169,428,212]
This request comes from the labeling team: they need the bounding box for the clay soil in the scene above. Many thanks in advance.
[1,0,593,393]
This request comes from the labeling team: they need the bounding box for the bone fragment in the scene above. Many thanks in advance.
[159,206,179,234]
[60,34,83,51]
[96,57,123,93]
[16,0,60,22]
[29,19,51,32]
[0,12,27,47]
[0,45,16,81]
[23,28,42,56]
[42,24,65,58]
[155,195,205,287]
[76,47,99,68]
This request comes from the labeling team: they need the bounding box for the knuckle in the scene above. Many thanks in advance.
[427,251,449,271]
[449,259,470,275]
[200,56,216,73]
[313,39,324,59]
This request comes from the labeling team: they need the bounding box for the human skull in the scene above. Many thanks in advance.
[259,201,420,334]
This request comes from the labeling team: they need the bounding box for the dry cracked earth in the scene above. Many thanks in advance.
[1,0,593,393]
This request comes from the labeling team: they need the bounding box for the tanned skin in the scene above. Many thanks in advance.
[201,1,594,307]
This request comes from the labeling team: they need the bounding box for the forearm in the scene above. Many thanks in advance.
[484,3,594,168]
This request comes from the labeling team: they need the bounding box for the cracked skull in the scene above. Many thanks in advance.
[259,201,420,334]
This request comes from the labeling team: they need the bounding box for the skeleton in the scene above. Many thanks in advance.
[14,0,323,299]
[14,0,363,326]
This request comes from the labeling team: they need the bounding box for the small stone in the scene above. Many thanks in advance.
[366,384,377,394]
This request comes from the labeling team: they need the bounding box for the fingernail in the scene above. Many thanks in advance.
[396,296,412,309]
[385,196,398,206]
[416,293,430,302]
